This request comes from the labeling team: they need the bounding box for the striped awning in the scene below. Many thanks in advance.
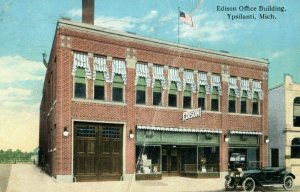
[137,125,222,134]
[230,130,262,135]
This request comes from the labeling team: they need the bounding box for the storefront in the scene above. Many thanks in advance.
[227,131,261,171]
[135,126,221,180]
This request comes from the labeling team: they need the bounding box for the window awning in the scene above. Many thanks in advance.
[152,65,166,89]
[252,80,263,100]
[72,52,92,79]
[228,77,239,97]
[240,79,251,99]
[168,68,182,91]
[197,72,210,94]
[135,63,151,86]
[230,130,262,135]
[112,59,127,84]
[211,74,222,95]
[183,70,196,93]
[93,56,110,82]
[137,125,222,134]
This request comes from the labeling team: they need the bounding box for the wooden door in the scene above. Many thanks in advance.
[74,124,97,181]
[162,147,180,176]
[98,125,123,180]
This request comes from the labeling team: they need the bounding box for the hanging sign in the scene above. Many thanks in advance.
[182,108,202,121]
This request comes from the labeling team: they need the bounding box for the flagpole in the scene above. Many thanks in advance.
[178,7,180,44]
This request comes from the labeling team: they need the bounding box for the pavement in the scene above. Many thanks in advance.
[2,164,300,192]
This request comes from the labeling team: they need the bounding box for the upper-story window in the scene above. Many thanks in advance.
[135,63,150,105]
[112,59,127,102]
[136,77,146,104]
[93,56,109,100]
[252,92,259,115]
[94,72,105,100]
[228,77,239,113]
[211,74,222,111]
[240,79,251,114]
[153,80,162,106]
[74,68,86,98]
[240,90,247,113]
[294,97,300,127]
[228,89,236,113]
[168,68,181,107]
[291,138,300,158]
[152,65,166,106]
[183,70,196,109]
[197,72,209,110]
[72,52,91,99]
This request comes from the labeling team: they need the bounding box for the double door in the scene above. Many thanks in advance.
[74,123,123,181]
[162,147,180,176]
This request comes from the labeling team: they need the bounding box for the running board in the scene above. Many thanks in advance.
[262,184,283,187]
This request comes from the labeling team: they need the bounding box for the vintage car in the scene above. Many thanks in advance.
[225,167,296,191]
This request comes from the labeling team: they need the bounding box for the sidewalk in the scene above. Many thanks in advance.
[5,164,225,192]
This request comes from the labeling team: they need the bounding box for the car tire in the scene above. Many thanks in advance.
[283,175,294,191]
[242,177,255,192]
[225,177,236,191]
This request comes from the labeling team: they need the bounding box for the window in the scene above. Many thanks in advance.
[74,68,86,98]
[252,92,259,115]
[198,85,206,110]
[136,146,161,173]
[136,77,146,104]
[291,138,300,158]
[198,147,219,172]
[211,87,219,111]
[168,82,177,107]
[183,84,192,108]
[113,74,123,102]
[294,97,300,127]
[241,90,247,113]
[94,72,105,100]
[153,80,162,106]
[228,89,236,113]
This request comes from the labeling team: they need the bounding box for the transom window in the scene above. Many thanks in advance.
[102,127,120,138]
[77,126,96,137]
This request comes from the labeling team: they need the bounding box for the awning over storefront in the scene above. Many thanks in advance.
[137,125,222,134]
[229,130,262,135]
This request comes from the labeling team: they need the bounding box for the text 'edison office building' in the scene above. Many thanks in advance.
[39,0,269,182]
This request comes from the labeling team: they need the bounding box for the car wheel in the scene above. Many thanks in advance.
[225,177,236,191]
[283,175,294,191]
[242,177,255,192]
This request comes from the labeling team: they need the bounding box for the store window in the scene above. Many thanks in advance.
[198,85,206,110]
[241,90,247,113]
[252,92,259,115]
[181,147,197,173]
[153,80,162,106]
[112,74,124,102]
[94,72,105,100]
[74,68,86,98]
[228,148,260,170]
[168,82,177,107]
[183,84,192,108]
[228,89,236,113]
[211,87,219,111]
[136,145,161,174]
[136,77,146,104]
[294,97,300,127]
[198,147,219,173]
[291,138,300,158]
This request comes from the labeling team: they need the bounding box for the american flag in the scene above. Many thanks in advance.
[179,11,193,27]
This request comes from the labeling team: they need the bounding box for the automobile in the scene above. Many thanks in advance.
[225,167,296,191]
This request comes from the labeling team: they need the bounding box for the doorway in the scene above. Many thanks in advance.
[271,148,279,167]
[162,146,180,176]
[74,122,123,181]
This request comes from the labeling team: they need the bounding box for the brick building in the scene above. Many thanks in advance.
[39,2,269,182]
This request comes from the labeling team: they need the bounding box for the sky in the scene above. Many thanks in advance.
[0,0,299,151]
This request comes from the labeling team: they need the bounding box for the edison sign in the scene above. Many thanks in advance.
[182,108,202,121]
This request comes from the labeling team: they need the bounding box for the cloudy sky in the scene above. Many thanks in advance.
[0,0,299,151]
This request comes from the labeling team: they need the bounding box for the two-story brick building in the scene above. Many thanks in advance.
[39,1,269,183]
